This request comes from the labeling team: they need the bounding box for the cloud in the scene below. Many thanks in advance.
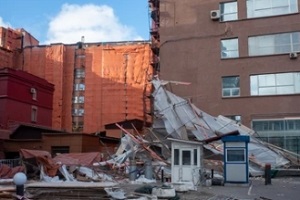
[45,4,143,44]
[0,16,10,28]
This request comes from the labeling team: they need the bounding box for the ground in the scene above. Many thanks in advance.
[119,177,300,200]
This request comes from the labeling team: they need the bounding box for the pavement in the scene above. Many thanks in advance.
[121,177,300,200]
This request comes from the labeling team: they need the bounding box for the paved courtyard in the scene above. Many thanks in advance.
[121,177,300,200]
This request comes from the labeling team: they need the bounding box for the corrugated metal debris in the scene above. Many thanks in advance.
[1,78,299,199]
[151,78,291,176]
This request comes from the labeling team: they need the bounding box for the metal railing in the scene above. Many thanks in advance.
[0,158,21,168]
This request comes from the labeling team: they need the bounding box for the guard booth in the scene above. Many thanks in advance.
[168,138,203,185]
[222,135,250,184]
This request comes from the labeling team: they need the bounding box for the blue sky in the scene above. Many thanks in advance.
[0,0,150,44]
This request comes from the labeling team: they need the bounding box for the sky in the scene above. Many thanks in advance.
[0,0,150,44]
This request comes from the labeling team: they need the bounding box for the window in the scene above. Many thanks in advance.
[226,149,246,162]
[253,118,300,153]
[75,68,85,78]
[220,1,238,21]
[182,150,191,165]
[74,83,85,91]
[73,96,85,103]
[73,121,84,132]
[250,72,300,95]
[287,120,300,130]
[193,149,198,166]
[51,146,70,156]
[249,32,300,56]
[221,38,239,58]
[30,88,37,100]
[174,149,179,165]
[31,106,37,122]
[253,119,300,132]
[247,0,298,18]
[73,108,84,116]
[222,76,240,97]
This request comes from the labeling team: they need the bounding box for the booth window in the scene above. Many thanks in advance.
[193,149,198,165]
[182,150,191,165]
[226,149,245,162]
[174,149,179,165]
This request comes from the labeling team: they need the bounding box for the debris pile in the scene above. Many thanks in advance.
[1,78,299,199]
[151,78,293,176]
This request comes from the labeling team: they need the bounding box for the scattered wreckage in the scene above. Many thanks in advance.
[1,78,299,199]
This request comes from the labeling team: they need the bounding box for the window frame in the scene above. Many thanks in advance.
[222,76,240,97]
[74,83,85,91]
[247,0,298,18]
[73,108,84,116]
[73,96,85,103]
[220,1,238,22]
[75,68,85,78]
[31,106,38,122]
[226,148,246,163]
[30,88,37,100]
[250,72,300,96]
[221,38,239,58]
[182,150,191,165]
[174,149,179,165]
[248,32,300,56]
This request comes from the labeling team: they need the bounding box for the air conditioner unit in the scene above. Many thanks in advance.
[289,52,298,59]
[210,10,220,20]
[30,88,36,94]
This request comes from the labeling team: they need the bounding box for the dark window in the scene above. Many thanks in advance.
[226,149,245,162]
[51,146,70,156]
[193,149,197,166]
[174,149,179,165]
[222,76,240,97]
[182,150,191,165]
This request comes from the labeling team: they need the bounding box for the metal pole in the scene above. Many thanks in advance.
[265,163,271,185]
[16,185,24,199]
[161,166,164,183]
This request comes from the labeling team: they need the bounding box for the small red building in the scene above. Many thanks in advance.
[0,67,54,129]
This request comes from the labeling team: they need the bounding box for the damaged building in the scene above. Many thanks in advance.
[0,25,156,167]
[0,1,300,198]
[149,0,300,155]
[0,26,153,135]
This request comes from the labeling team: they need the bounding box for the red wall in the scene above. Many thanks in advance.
[0,68,54,129]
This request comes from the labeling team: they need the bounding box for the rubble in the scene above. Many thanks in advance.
[1,78,300,199]
[151,78,293,176]
[0,164,25,179]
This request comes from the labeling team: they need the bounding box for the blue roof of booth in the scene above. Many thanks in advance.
[221,135,250,143]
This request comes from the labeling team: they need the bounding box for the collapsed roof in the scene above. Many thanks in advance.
[151,78,291,175]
